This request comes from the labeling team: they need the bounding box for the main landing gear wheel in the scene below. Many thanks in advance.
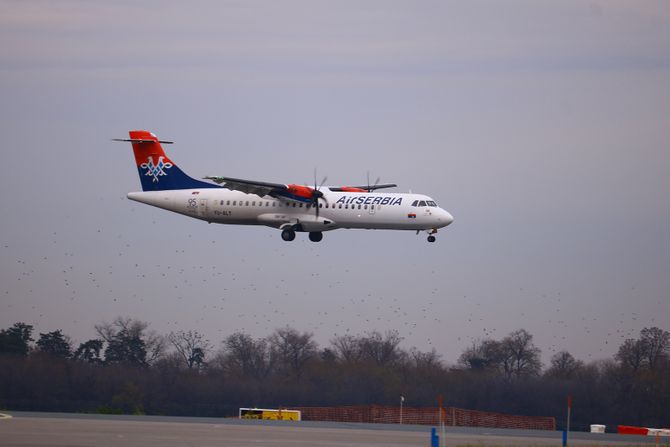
[427,235,436,243]
[309,231,323,242]
[281,228,296,241]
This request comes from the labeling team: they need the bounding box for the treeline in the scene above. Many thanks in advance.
[0,318,668,429]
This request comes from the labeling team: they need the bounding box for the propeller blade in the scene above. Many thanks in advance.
[311,169,328,219]
[365,171,382,192]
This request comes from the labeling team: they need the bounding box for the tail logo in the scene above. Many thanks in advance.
[140,156,173,182]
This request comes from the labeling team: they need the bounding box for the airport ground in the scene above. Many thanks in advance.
[0,411,664,447]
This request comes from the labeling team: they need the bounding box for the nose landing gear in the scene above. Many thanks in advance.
[309,232,323,242]
[427,235,436,243]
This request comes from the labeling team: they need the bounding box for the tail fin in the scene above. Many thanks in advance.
[115,130,218,191]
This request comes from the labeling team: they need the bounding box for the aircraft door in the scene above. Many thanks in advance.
[198,199,208,217]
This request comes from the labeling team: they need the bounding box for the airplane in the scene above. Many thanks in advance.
[114,130,454,243]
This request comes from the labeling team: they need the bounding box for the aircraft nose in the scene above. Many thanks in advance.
[439,209,454,227]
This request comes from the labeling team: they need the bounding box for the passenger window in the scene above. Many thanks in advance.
[364,205,368,210]
[411,200,418,207]
[418,201,426,207]
[245,201,249,206]
[233,201,237,206]
[358,204,361,209]
[345,204,349,209]
[272,202,276,207]
[252,201,256,206]
[339,204,342,209]
[266,202,269,207]
[227,200,231,205]
[292,203,296,207]
[319,203,323,208]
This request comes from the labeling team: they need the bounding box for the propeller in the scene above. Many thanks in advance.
[311,169,328,218]
[366,171,381,192]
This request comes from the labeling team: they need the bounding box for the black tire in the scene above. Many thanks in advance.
[309,232,323,242]
[427,235,436,243]
[281,229,296,241]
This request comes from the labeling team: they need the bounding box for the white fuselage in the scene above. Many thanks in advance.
[127,188,453,233]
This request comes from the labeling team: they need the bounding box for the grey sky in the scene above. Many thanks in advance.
[1,0,669,364]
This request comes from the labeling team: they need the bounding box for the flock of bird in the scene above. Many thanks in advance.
[1,198,661,364]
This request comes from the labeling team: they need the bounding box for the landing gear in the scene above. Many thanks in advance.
[281,228,296,241]
[427,235,436,243]
[309,231,323,242]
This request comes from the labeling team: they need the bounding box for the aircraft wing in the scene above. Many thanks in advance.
[330,183,397,192]
[204,176,288,198]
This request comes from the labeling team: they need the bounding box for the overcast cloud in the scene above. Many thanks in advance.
[1,0,669,364]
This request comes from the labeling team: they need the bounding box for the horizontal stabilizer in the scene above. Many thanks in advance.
[112,138,174,144]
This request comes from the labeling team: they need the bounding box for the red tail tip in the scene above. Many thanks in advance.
[129,130,158,141]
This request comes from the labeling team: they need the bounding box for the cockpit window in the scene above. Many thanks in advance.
[411,200,418,207]
[418,200,427,207]
[427,201,437,207]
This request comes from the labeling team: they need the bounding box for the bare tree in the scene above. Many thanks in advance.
[167,330,212,370]
[500,329,542,380]
[546,351,583,379]
[458,339,504,371]
[269,326,317,379]
[95,317,165,366]
[616,338,647,372]
[616,327,670,372]
[330,334,363,363]
[222,332,274,380]
[359,330,404,366]
[640,327,670,370]
[410,348,442,369]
